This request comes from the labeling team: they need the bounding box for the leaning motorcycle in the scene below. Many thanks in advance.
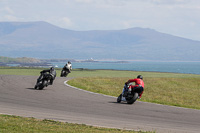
[60,69,70,77]
[34,73,50,90]
[117,83,139,104]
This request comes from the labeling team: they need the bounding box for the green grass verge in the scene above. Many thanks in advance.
[68,77,200,109]
[0,67,43,76]
[0,114,147,133]
[1,66,199,78]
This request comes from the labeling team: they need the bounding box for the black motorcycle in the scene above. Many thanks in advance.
[60,69,70,77]
[34,73,51,90]
[117,83,139,104]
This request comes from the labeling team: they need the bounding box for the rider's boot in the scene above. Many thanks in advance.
[121,96,126,101]
[138,91,143,99]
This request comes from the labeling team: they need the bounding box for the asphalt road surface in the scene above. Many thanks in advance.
[0,75,200,133]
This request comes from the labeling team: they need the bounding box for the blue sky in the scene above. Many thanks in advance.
[0,0,200,41]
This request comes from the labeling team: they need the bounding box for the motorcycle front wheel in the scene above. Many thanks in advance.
[117,94,122,103]
[60,70,65,77]
[35,82,42,90]
[38,80,48,90]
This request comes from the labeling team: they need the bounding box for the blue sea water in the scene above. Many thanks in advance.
[51,61,200,75]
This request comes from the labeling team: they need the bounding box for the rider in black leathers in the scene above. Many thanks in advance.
[38,67,56,85]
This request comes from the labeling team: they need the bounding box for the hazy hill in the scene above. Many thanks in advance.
[0,56,42,63]
[0,21,200,61]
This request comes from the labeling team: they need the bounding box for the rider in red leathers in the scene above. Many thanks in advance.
[125,75,144,99]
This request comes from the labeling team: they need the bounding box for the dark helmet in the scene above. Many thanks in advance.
[50,67,54,72]
[137,75,143,79]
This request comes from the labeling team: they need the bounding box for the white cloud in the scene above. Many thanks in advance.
[60,17,73,27]
[75,0,93,3]
[148,0,190,5]
[3,7,14,14]
[4,15,19,21]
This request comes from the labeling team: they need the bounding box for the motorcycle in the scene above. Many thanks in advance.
[117,83,139,104]
[60,69,70,77]
[34,73,51,90]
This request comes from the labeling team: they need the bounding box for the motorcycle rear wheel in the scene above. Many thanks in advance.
[38,86,44,90]
[126,93,138,104]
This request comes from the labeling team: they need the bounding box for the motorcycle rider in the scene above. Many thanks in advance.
[125,75,144,99]
[63,61,72,73]
[39,67,56,85]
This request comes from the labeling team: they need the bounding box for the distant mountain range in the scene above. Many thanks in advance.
[0,56,51,67]
[0,56,41,63]
[0,21,200,61]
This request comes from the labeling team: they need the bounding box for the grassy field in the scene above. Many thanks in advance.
[0,114,147,133]
[1,66,200,78]
[68,76,200,109]
[63,68,200,109]
[0,67,46,76]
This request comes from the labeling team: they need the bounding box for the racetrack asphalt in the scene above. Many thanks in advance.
[0,75,200,133]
